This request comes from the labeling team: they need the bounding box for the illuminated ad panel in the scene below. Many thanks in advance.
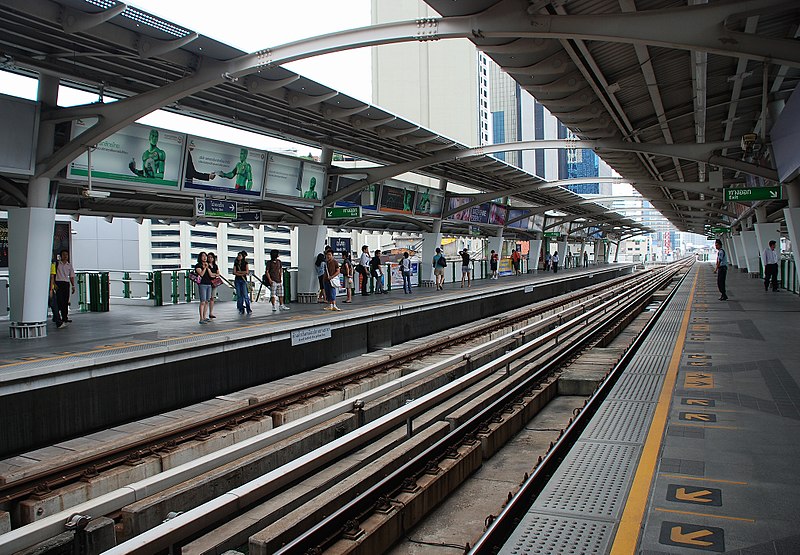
[183,136,266,198]
[68,120,183,191]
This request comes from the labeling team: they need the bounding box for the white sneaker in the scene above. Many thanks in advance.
[272,305,277,312]
[280,305,290,311]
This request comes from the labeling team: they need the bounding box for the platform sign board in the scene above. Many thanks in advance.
[326,206,361,219]
[291,324,332,346]
[68,120,184,191]
[711,226,730,234]
[235,211,262,223]
[264,153,303,199]
[195,198,236,220]
[724,186,782,202]
[182,137,266,198]
[543,231,561,238]
[329,237,352,255]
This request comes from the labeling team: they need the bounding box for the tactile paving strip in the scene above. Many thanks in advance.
[533,441,640,519]
[621,354,671,374]
[582,401,656,443]
[501,514,614,554]
[608,373,666,402]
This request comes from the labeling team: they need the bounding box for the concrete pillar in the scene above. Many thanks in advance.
[594,241,604,264]
[740,230,760,274]
[487,231,503,277]
[733,233,747,270]
[295,224,327,303]
[557,238,568,267]
[529,238,542,274]
[727,234,739,268]
[613,241,621,263]
[420,232,443,286]
[27,73,59,209]
[784,207,800,286]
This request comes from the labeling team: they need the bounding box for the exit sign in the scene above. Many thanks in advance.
[724,186,782,202]
[543,231,561,238]
[325,206,362,219]
[711,226,730,234]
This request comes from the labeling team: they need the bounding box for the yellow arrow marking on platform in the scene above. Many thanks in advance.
[685,399,710,406]
[683,413,712,421]
[675,488,713,503]
[684,373,714,388]
[670,526,714,547]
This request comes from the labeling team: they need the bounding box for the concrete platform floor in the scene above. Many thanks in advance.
[631,264,800,554]
[0,264,608,378]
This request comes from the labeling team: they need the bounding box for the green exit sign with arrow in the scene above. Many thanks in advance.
[724,186,782,202]
[711,227,730,234]
[325,206,362,219]
[543,231,561,238]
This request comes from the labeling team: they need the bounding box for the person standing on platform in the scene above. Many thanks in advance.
[357,245,371,296]
[315,252,327,303]
[714,239,728,301]
[341,252,354,304]
[206,252,219,319]
[552,251,559,273]
[460,249,471,288]
[265,249,290,312]
[544,251,551,272]
[490,250,499,280]
[433,247,446,290]
[323,250,341,311]
[233,250,252,315]
[370,249,387,294]
[762,240,780,292]
[195,252,213,324]
[511,249,521,275]
[54,249,76,324]
[49,259,65,328]
[583,250,589,268]
[400,251,413,294]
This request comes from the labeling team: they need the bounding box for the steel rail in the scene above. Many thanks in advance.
[468,261,693,553]
[0,267,639,504]
[268,263,687,554]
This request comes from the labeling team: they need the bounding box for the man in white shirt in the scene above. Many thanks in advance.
[762,240,780,292]
[357,245,372,296]
[54,250,76,323]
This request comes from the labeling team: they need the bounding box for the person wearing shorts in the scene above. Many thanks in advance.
[460,249,471,288]
[265,249,289,312]
[195,252,213,324]
[432,247,446,290]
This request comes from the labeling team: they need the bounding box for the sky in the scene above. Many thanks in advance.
[0,0,373,153]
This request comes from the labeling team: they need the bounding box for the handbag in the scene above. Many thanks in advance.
[211,276,223,287]
[188,271,202,284]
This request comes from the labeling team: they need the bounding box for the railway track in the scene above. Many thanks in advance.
[0,261,690,554]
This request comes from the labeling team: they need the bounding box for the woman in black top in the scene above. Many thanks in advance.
[195,252,213,324]
[341,252,353,303]
[207,252,219,319]
[233,251,252,315]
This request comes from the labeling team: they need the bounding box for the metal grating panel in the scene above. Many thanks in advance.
[636,341,674,356]
[609,373,665,402]
[499,513,614,554]
[623,354,671,374]
[533,441,640,519]
[583,401,656,443]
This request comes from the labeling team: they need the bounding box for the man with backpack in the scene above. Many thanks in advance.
[432,247,446,290]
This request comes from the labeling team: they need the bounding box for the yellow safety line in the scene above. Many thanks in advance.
[654,508,755,523]
[659,474,747,485]
[610,272,698,554]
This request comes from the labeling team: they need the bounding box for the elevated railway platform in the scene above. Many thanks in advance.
[493,263,800,554]
[0,264,634,459]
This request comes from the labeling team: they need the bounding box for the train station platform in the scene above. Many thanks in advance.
[499,262,800,554]
[0,263,635,458]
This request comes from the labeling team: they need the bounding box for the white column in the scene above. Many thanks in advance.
[8,207,57,338]
[740,230,760,274]
[529,239,542,274]
[754,223,781,263]
[296,224,327,303]
[784,208,800,286]
[420,232,443,286]
[487,232,503,276]
[726,234,738,268]
[579,241,587,267]
[594,241,605,264]
[557,238,568,266]
[733,233,747,270]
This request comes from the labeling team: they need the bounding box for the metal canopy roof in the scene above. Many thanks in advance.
[0,0,657,237]
[423,0,799,233]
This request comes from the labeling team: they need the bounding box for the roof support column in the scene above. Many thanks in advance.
[8,74,60,338]
[294,224,328,303]
[529,237,542,274]
[740,229,761,275]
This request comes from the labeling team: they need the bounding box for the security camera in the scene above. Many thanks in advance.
[740,133,758,152]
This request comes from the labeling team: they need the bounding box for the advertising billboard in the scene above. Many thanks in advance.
[183,137,266,198]
[380,184,416,215]
[507,209,531,230]
[68,120,184,191]
[299,162,326,201]
[264,153,303,199]
[488,203,508,226]
[332,176,381,211]
[413,187,445,218]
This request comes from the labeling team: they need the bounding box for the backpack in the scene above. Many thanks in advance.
[437,255,447,268]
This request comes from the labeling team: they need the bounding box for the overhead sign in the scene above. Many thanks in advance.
[326,206,361,219]
[183,136,266,198]
[235,211,262,223]
[711,226,730,234]
[543,231,561,238]
[329,237,352,254]
[195,198,236,219]
[724,186,782,202]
